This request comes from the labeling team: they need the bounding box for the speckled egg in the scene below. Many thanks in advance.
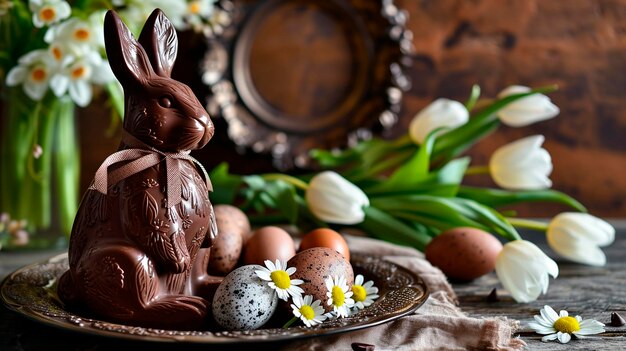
[214,204,252,243]
[287,247,354,312]
[208,227,243,276]
[425,227,503,281]
[212,265,278,330]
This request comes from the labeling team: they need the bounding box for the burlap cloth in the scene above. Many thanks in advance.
[282,235,526,351]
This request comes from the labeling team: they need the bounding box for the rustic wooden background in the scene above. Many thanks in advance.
[78,0,626,218]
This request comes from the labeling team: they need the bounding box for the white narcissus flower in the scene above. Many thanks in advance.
[547,213,615,266]
[6,49,57,100]
[29,0,71,28]
[305,171,369,225]
[528,305,605,343]
[495,240,559,303]
[44,11,106,52]
[489,135,553,190]
[497,85,560,127]
[50,50,114,107]
[408,98,469,144]
[182,0,215,29]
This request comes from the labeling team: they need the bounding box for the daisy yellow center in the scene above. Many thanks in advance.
[74,28,90,41]
[299,305,315,320]
[554,316,580,334]
[270,270,291,289]
[31,68,47,82]
[40,7,56,21]
[331,286,345,306]
[352,285,366,302]
[189,2,201,14]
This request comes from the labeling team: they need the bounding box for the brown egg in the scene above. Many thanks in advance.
[214,204,252,244]
[243,226,296,265]
[288,247,354,312]
[299,228,350,261]
[208,228,243,275]
[425,227,503,281]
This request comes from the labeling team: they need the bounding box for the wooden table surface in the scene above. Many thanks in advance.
[1,222,625,350]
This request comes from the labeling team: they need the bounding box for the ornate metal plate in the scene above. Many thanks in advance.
[1,253,428,344]
[202,0,413,169]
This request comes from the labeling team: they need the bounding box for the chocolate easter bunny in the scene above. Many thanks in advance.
[58,9,218,330]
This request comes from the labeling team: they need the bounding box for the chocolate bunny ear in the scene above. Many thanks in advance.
[138,9,178,78]
[104,10,155,87]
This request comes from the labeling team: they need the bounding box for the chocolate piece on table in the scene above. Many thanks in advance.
[610,312,626,327]
[352,342,376,351]
[486,288,499,302]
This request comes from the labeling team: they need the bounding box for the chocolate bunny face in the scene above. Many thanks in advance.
[105,10,213,152]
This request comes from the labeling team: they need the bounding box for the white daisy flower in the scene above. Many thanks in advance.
[325,275,355,318]
[6,49,57,100]
[351,274,379,310]
[255,259,304,301]
[528,305,605,343]
[29,0,71,28]
[290,294,327,327]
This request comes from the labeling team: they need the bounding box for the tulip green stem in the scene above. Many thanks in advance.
[283,316,298,329]
[261,174,309,191]
[465,165,490,175]
[506,217,549,232]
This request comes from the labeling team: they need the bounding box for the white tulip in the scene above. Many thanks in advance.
[489,135,553,190]
[495,240,559,303]
[408,98,469,144]
[497,85,560,127]
[547,213,615,266]
[305,171,369,225]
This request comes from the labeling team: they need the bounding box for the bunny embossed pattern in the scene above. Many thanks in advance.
[57,9,220,330]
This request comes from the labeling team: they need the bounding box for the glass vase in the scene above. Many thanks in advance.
[0,88,80,251]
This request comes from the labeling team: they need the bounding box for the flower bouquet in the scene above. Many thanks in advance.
[0,0,225,250]
[208,85,616,303]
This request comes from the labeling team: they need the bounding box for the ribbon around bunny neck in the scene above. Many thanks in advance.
[91,130,212,207]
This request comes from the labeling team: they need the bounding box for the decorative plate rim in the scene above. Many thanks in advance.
[1,252,428,344]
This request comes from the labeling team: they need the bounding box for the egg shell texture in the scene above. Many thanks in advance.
[287,247,354,313]
[214,204,252,243]
[212,265,278,330]
[299,228,350,261]
[425,227,503,281]
[243,226,296,265]
[208,228,243,276]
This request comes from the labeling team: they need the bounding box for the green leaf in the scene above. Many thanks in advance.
[366,129,439,194]
[458,186,587,212]
[361,206,431,251]
[264,181,299,224]
[366,158,468,197]
[105,82,124,120]
[371,195,521,241]
[422,157,470,186]
[208,163,243,205]
[465,84,481,111]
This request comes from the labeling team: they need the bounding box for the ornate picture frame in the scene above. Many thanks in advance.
[201,0,413,169]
